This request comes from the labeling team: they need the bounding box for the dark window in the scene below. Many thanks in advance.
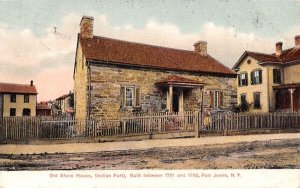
[10,94,16,103]
[251,69,262,85]
[22,108,31,116]
[10,108,16,116]
[253,93,261,109]
[241,94,247,105]
[273,69,282,84]
[120,86,141,108]
[238,73,248,86]
[24,95,29,103]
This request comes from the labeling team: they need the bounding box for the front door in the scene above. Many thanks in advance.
[173,89,179,112]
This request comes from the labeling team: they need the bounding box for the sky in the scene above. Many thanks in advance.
[0,0,299,101]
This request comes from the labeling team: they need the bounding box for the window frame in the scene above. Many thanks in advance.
[22,108,31,116]
[253,92,261,109]
[10,108,16,116]
[273,68,282,84]
[251,69,262,85]
[125,86,135,107]
[238,72,248,87]
[210,90,224,108]
[240,94,247,105]
[120,85,141,108]
[10,94,16,103]
[24,94,30,103]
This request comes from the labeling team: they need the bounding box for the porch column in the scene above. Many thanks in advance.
[167,85,173,112]
[289,88,295,112]
[179,89,184,113]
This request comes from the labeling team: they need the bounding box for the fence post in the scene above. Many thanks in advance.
[122,119,126,135]
[148,117,151,133]
[195,111,199,138]
[223,113,228,136]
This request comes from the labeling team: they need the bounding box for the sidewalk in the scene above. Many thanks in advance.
[0,133,299,154]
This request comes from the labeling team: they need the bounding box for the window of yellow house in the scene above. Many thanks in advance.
[24,94,29,103]
[273,68,282,84]
[253,92,261,109]
[240,94,247,105]
[251,69,262,85]
[238,72,248,86]
[10,94,16,103]
[22,108,31,116]
[10,108,16,116]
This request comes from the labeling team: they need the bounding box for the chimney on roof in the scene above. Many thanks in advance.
[194,41,207,56]
[275,42,283,56]
[30,80,33,86]
[295,35,300,48]
[80,16,94,39]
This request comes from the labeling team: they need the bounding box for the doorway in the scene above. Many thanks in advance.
[172,89,179,112]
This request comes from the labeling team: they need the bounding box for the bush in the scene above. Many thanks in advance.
[230,101,253,113]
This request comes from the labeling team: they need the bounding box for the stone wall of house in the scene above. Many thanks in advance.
[74,43,88,119]
[89,63,236,119]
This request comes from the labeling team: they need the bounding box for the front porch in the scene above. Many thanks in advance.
[155,75,205,113]
[274,83,300,112]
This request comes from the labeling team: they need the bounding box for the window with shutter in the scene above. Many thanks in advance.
[273,69,281,84]
[252,69,262,85]
[240,94,246,105]
[253,93,261,109]
[239,72,248,86]
[219,91,223,106]
[120,86,141,108]
[210,91,224,107]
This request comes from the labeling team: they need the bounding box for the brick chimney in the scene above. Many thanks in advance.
[295,35,300,48]
[275,42,283,56]
[194,41,207,56]
[80,16,94,38]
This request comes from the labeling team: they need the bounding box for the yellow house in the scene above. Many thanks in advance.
[0,81,37,117]
[233,35,300,112]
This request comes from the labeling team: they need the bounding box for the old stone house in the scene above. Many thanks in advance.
[74,16,237,119]
[0,81,37,117]
[233,35,300,112]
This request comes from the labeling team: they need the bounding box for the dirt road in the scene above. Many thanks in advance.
[0,138,299,170]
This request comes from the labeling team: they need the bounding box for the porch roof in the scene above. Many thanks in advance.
[155,75,205,88]
[273,82,300,89]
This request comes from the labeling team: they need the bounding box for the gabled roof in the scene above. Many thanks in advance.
[233,46,300,69]
[0,82,37,94]
[78,35,236,76]
[56,93,71,100]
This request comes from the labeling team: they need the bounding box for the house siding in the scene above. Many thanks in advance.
[87,63,236,119]
[236,56,269,112]
[284,63,300,83]
[2,94,36,117]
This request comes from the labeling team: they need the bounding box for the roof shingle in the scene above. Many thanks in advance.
[0,82,37,94]
[79,35,236,76]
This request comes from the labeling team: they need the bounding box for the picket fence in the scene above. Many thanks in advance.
[0,111,199,140]
[205,112,300,134]
[0,111,300,141]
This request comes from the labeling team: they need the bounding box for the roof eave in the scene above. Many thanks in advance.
[87,59,237,77]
